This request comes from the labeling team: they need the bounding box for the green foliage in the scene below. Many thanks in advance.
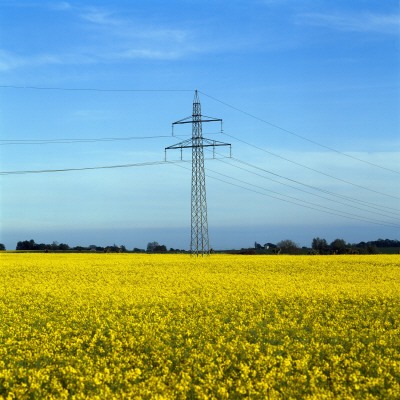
[330,239,348,254]
[311,237,329,255]
[277,239,300,255]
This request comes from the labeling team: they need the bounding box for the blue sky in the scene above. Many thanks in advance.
[0,0,399,250]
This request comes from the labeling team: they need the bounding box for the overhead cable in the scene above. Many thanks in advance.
[0,85,193,92]
[222,132,400,202]
[0,160,181,175]
[0,135,172,145]
[211,154,400,221]
[204,165,400,228]
[199,91,400,176]
[174,162,400,229]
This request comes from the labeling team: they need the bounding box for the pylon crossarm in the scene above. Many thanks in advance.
[173,115,193,125]
[202,138,231,147]
[166,138,230,151]
[173,119,223,125]
[200,115,222,122]
[172,115,222,125]
[165,138,193,150]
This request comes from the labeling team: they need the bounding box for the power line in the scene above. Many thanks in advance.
[211,154,400,221]
[0,157,226,175]
[0,135,173,145]
[204,165,400,228]
[174,162,400,229]
[228,156,400,213]
[199,91,400,176]
[3,84,397,175]
[0,160,182,175]
[0,132,221,146]
[223,132,400,202]
[0,85,193,92]
[204,146,400,215]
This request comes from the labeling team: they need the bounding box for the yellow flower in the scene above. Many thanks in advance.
[0,253,398,398]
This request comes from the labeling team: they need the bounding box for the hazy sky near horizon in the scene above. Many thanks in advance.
[0,0,399,250]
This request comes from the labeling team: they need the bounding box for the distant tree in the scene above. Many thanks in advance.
[277,239,300,255]
[367,244,378,254]
[0,243,5,251]
[72,246,86,252]
[16,239,36,250]
[147,242,159,252]
[58,243,70,251]
[311,237,329,255]
[356,243,378,254]
[307,248,319,255]
[107,244,120,253]
[254,241,263,250]
[120,245,127,253]
[154,244,167,252]
[371,238,400,248]
[133,247,145,253]
[88,245,97,250]
[330,238,348,254]
[264,243,277,249]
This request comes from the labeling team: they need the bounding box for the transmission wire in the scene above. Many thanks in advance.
[222,132,400,202]
[174,162,400,229]
[211,154,400,221]
[0,135,173,145]
[204,165,400,228]
[199,91,400,176]
[0,85,193,92]
[0,160,182,175]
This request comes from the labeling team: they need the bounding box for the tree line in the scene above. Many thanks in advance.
[12,240,127,253]
[253,238,400,255]
[6,239,180,253]
[0,237,398,254]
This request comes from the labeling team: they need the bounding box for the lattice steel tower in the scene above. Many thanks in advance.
[165,91,231,256]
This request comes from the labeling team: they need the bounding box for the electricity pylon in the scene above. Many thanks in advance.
[165,90,231,256]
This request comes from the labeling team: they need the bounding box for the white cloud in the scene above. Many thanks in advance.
[0,4,268,70]
[0,49,97,71]
[0,50,21,71]
[0,50,64,71]
[50,2,72,11]
[297,12,400,35]
[118,49,182,60]
[79,9,121,25]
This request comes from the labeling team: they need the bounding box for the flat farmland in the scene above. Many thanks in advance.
[0,254,399,399]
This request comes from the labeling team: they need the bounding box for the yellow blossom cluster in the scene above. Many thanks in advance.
[0,253,399,399]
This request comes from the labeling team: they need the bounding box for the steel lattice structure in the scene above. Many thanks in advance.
[165,91,231,256]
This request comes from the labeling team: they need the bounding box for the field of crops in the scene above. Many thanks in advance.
[0,254,399,399]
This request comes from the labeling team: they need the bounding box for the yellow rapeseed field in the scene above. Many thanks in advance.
[0,253,399,399]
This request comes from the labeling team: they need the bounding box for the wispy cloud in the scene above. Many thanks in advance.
[78,6,189,45]
[79,9,121,25]
[0,50,64,71]
[49,2,72,11]
[0,3,258,70]
[117,49,182,60]
[0,49,96,71]
[71,5,194,60]
[297,12,400,35]
[0,3,195,70]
